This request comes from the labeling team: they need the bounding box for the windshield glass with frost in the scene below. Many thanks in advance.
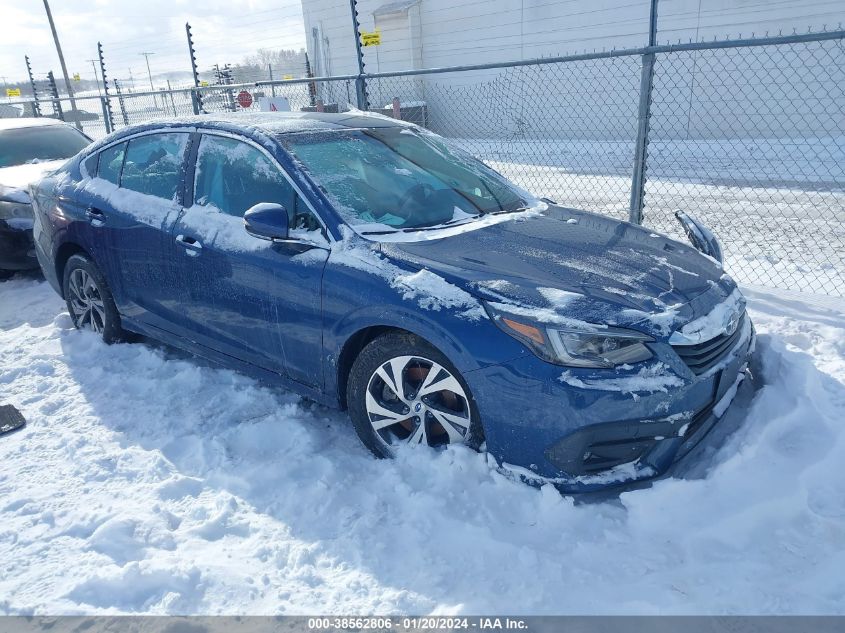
[280,127,530,232]
[0,125,90,168]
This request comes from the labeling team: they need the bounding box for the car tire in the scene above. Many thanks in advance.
[62,254,125,344]
[0,269,14,281]
[347,331,484,458]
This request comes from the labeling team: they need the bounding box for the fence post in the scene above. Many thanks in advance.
[268,64,277,98]
[305,52,317,107]
[114,79,129,126]
[99,97,112,134]
[186,22,203,114]
[47,71,64,121]
[25,56,41,117]
[167,80,178,116]
[349,0,369,109]
[97,42,115,133]
[628,0,659,225]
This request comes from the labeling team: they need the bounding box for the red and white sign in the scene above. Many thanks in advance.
[237,90,253,108]
[258,96,291,112]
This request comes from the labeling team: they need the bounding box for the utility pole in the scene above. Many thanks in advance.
[140,52,158,107]
[86,59,102,97]
[42,0,81,130]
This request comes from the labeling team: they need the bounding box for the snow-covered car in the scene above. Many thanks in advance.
[0,118,91,278]
[29,112,754,492]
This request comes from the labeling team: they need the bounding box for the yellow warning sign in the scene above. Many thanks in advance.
[6,88,21,97]
[361,29,381,47]
[72,73,81,81]
[200,80,209,87]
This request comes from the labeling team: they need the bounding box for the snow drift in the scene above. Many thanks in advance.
[0,277,844,614]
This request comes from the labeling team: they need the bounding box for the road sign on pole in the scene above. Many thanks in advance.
[237,90,253,108]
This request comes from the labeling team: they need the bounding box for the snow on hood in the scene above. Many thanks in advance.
[331,227,485,320]
[379,206,737,339]
[0,159,67,203]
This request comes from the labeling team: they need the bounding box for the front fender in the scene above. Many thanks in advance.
[320,257,529,403]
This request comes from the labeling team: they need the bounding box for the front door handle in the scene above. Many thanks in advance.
[86,207,106,227]
[175,234,203,257]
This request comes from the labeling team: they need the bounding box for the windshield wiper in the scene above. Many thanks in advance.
[359,214,481,236]
[481,205,531,216]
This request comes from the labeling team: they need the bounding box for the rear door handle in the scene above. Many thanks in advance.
[175,234,203,257]
[86,207,106,227]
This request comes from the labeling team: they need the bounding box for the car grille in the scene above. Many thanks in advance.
[672,312,746,376]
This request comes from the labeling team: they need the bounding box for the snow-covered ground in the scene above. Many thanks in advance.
[1,274,844,615]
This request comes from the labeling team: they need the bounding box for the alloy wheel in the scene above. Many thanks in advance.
[365,355,473,449]
[67,268,106,334]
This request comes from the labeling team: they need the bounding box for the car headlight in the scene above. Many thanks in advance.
[0,200,33,221]
[485,303,653,368]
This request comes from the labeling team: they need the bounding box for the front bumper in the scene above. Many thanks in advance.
[0,221,38,271]
[466,317,755,493]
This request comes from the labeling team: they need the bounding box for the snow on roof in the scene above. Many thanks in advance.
[105,111,408,140]
[0,117,67,131]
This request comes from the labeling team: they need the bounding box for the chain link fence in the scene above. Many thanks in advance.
[2,32,843,296]
[644,38,845,295]
[366,56,643,222]
[364,32,845,296]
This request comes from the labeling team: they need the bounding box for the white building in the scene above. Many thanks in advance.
[301,0,845,139]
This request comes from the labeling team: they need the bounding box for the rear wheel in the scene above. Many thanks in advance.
[62,254,125,343]
[347,332,483,458]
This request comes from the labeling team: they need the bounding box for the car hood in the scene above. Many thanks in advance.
[0,159,67,203]
[378,205,739,339]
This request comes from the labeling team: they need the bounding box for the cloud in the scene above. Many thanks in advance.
[0,0,306,86]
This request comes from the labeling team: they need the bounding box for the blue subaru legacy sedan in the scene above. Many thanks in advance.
[30,112,754,492]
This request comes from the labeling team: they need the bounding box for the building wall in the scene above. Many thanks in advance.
[301,0,845,139]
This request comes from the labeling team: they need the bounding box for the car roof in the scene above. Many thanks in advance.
[112,110,410,140]
[0,117,68,131]
[213,111,409,134]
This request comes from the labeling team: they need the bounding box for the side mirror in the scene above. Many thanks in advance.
[674,210,723,265]
[244,203,289,242]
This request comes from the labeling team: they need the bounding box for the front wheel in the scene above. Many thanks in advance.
[62,253,125,344]
[347,332,484,458]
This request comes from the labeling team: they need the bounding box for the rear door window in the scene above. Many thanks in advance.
[97,142,126,185]
[120,133,189,201]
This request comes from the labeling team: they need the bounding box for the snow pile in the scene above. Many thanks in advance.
[1,278,844,614]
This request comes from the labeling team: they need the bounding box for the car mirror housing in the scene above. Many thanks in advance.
[244,203,289,242]
[674,210,723,265]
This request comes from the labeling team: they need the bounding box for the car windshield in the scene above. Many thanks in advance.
[281,126,531,232]
[0,125,90,168]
